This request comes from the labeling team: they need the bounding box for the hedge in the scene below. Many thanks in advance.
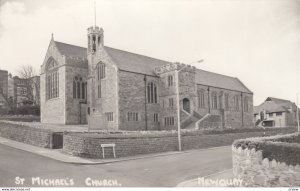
[233,132,300,166]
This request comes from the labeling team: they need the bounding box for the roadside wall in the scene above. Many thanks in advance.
[0,122,62,148]
[232,146,300,186]
[63,128,296,159]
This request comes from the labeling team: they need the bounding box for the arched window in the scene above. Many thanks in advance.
[244,96,249,112]
[234,95,240,111]
[198,89,205,108]
[167,75,173,87]
[147,82,157,103]
[97,62,105,80]
[211,92,218,109]
[46,57,59,100]
[73,76,86,100]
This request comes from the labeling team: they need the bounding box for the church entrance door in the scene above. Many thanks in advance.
[183,98,190,113]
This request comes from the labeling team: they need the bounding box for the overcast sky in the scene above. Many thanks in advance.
[0,0,299,105]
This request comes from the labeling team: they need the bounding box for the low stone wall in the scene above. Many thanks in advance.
[0,122,63,149]
[232,145,300,186]
[63,127,297,159]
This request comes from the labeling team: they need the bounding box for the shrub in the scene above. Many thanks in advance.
[233,132,300,166]
[15,105,40,116]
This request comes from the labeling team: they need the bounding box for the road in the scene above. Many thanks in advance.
[0,144,232,187]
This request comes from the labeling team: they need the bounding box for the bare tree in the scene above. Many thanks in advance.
[17,65,40,106]
[17,65,36,79]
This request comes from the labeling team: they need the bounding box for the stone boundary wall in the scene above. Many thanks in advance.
[232,146,300,186]
[63,127,296,159]
[0,123,62,149]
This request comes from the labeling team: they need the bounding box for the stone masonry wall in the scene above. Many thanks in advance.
[41,39,66,124]
[63,128,296,159]
[118,71,161,131]
[65,65,88,124]
[0,123,55,148]
[88,45,118,130]
[232,146,300,186]
[196,84,254,128]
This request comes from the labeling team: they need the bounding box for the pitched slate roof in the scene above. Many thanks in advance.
[254,97,297,114]
[104,46,170,75]
[195,69,252,93]
[55,41,87,59]
[265,97,290,103]
[53,41,252,93]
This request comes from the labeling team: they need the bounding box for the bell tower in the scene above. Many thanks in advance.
[87,26,104,55]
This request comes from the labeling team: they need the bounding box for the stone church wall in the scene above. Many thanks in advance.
[41,40,66,124]
[65,65,88,124]
[195,85,254,128]
[88,45,118,130]
[40,66,66,124]
[118,70,161,131]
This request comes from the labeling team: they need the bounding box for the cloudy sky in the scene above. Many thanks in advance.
[0,0,299,105]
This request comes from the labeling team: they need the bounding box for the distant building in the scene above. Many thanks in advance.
[13,76,40,107]
[0,70,9,114]
[0,69,40,114]
[254,97,299,127]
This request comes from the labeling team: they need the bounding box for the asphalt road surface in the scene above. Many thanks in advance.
[0,144,232,187]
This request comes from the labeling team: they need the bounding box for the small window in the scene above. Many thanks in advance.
[168,98,174,107]
[127,112,139,121]
[269,113,273,117]
[22,88,27,95]
[167,75,173,87]
[164,116,175,126]
[276,112,282,116]
[106,112,114,121]
[154,113,158,122]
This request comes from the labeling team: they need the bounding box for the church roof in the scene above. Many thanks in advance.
[55,41,87,59]
[104,47,170,75]
[54,41,252,94]
[195,69,252,93]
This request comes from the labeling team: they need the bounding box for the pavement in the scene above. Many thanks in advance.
[0,136,186,164]
[0,137,233,187]
[177,169,237,187]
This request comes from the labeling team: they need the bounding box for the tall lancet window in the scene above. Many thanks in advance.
[46,57,59,100]
[92,35,96,52]
[73,76,86,100]
[147,82,158,103]
[97,62,106,80]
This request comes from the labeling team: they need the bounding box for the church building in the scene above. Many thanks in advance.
[40,25,254,130]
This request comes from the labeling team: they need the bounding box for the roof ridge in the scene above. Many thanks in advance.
[54,41,87,50]
[104,46,171,64]
[53,40,171,64]
[196,68,237,79]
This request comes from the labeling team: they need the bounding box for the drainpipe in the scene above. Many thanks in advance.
[207,86,210,114]
[144,75,148,131]
[241,92,244,127]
